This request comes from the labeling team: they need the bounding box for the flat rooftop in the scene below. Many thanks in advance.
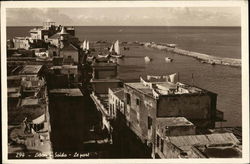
[157,117,194,127]
[21,98,39,107]
[167,133,240,149]
[125,82,154,97]
[111,88,125,100]
[195,144,242,158]
[125,77,207,97]
[19,65,43,75]
[49,88,83,96]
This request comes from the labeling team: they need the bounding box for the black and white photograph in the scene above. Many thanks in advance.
[1,1,249,163]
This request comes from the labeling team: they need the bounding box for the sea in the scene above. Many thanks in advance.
[7,26,242,127]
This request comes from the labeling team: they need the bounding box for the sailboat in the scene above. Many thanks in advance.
[110,40,124,58]
[82,40,90,52]
[82,40,86,50]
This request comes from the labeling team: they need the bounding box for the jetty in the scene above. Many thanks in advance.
[143,42,241,67]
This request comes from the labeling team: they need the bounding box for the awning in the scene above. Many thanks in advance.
[32,114,45,124]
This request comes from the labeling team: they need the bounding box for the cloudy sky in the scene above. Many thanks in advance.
[6,7,241,26]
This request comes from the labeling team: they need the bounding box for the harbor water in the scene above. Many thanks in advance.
[7,26,242,127]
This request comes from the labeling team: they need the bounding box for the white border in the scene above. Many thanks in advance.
[1,1,249,164]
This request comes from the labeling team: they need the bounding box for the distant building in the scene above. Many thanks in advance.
[48,26,79,48]
[30,22,56,41]
[48,27,80,64]
[13,37,32,50]
[29,22,75,42]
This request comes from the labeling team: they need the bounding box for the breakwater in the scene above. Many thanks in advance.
[142,42,241,67]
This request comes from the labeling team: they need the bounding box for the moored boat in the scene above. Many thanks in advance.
[86,55,95,63]
[97,53,110,59]
[165,57,173,62]
[110,40,124,58]
[144,56,152,62]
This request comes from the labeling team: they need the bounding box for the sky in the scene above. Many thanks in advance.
[6,7,241,26]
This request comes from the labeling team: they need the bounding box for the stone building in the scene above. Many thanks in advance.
[111,75,225,158]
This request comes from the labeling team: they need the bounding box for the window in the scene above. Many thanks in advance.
[68,56,72,59]
[157,135,160,147]
[165,126,170,136]
[161,139,164,153]
[113,107,115,115]
[126,93,131,105]
[53,51,57,56]
[109,104,112,114]
[136,98,140,106]
[148,116,152,129]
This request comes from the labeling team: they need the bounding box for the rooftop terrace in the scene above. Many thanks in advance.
[125,76,207,97]
[19,65,43,75]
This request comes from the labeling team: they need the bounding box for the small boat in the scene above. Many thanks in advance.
[110,40,124,58]
[110,54,124,58]
[86,55,94,62]
[97,54,109,58]
[144,56,152,62]
[165,57,173,62]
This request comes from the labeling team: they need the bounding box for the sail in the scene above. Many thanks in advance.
[109,44,113,52]
[114,40,120,55]
[86,41,89,50]
[82,40,86,50]
[169,73,177,83]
